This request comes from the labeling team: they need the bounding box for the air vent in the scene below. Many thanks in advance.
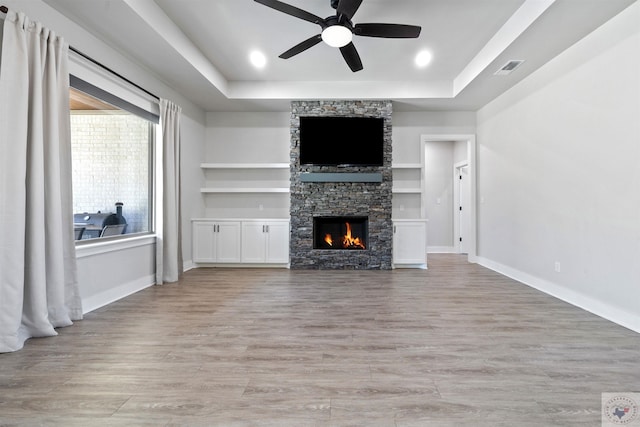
[494,60,525,75]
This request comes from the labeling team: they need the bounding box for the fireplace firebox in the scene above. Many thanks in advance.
[313,216,368,250]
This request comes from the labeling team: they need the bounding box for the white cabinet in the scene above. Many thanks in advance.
[393,220,428,268]
[192,220,241,263]
[192,219,289,266]
[241,220,290,264]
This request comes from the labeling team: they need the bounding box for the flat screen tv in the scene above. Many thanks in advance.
[299,116,384,166]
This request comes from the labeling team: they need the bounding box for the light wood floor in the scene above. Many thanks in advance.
[1,255,639,426]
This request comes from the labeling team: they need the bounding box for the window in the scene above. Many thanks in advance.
[70,81,155,241]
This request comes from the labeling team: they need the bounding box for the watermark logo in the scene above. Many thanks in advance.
[603,393,640,426]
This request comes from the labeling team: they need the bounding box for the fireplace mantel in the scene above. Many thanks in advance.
[300,172,383,183]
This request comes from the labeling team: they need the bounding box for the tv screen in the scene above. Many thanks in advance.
[299,116,384,166]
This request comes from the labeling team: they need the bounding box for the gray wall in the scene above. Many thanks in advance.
[476,2,640,331]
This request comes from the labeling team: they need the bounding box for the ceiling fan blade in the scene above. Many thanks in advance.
[279,34,323,59]
[339,42,363,72]
[337,0,363,21]
[254,0,324,25]
[354,23,422,38]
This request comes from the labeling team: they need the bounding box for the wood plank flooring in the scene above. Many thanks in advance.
[1,255,639,426]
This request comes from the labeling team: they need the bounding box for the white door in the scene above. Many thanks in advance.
[265,221,290,263]
[241,221,266,263]
[192,221,216,263]
[216,221,242,263]
[393,221,427,265]
[458,166,471,254]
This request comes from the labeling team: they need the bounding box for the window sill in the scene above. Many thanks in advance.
[75,234,156,258]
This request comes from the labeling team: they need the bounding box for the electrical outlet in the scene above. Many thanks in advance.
[259,204,264,211]
[554,261,561,273]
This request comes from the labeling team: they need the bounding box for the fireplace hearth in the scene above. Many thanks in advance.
[314,216,368,250]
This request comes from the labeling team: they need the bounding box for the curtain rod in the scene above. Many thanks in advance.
[69,46,160,101]
[0,4,160,101]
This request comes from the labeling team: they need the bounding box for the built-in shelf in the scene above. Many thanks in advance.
[201,163,289,169]
[392,163,422,169]
[201,188,290,193]
[392,188,422,194]
[200,163,290,195]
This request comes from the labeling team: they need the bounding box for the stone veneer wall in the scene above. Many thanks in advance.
[289,100,393,269]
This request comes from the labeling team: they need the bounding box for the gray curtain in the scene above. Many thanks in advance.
[156,99,183,283]
[0,10,82,353]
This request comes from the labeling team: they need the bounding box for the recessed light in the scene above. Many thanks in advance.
[415,50,432,68]
[249,50,267,69]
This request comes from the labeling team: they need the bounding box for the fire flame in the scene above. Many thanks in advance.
[342,222,366,249]
[324,233,333,246]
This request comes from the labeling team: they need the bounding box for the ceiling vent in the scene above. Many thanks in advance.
[494,60,525,75]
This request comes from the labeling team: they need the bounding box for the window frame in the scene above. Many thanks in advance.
[68,56,160,250]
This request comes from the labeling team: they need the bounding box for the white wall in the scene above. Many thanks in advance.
[2,0,206,308]
[206,112,290,162]
[392,111,476,164]
[181,114,206,268]
[476,2,640,332]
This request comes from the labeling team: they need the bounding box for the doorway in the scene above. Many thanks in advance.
[421,134,477,262]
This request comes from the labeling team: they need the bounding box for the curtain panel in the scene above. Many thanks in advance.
[0,10,82,353]
[156,99,183,284]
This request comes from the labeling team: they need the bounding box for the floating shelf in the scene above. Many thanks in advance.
[201,163,289,169]
[392,188,422,194]
[392,163,422,169]
[201,188,290,193]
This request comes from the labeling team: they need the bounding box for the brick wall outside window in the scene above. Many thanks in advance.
[71,112,150,235]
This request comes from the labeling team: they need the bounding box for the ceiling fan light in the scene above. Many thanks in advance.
[322,25,353,48]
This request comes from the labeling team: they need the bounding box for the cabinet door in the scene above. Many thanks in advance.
[393,221,427,265]
[265,221,289,263]
[192,221,216,263]
[241,222,266,263]
[215,221,241,263]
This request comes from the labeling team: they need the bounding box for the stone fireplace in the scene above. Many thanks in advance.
[289,100,393,269]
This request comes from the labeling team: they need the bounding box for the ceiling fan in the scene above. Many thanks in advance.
[254,0,422,72]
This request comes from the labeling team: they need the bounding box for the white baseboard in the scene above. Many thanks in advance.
[428,246,456,253]
[81,274,155,314]
[191,262,290,269]
[476,256,640,334]
[393,263,428,269]
[183,260,195,272]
